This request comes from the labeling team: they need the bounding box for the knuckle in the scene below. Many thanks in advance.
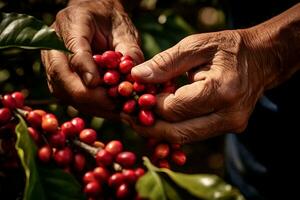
[229,112,248,133]
[151,51,174,73]
[168,126,190,144]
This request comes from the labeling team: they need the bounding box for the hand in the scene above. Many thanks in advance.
[122,29,280,144]
[41,0,143,118]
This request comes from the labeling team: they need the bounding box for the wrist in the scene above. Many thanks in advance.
[238,3,300,90]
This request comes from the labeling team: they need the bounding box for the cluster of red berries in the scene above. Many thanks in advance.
[93,51,176,126]
[1,92,145,199]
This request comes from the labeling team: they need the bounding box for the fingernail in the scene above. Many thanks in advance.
[132,65,152,78]
[83,72,94,86]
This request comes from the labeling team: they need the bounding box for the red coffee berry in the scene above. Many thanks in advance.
[107,86,119,98]
[61,121,77,137]
[119,59,134,74]
[71,117,85,133]
[108,173,125,188]
[116,51,123,59]
[154,144,170,159]
[162,85,176,93]
[135,168,145,178]
[105,140,123,156]
[145,84,157,94]
[84,181,102,197]
[120,55,133,62]
[0,108,11,124]
[83,171,96,184]
[171,143,181,150]
[118,81,133,97]
[95,149,113,166]
[38,146,52,163]
[122,99,136,114]
[138,110,155,126]
[125,74,135,82]
[74,153,86,172]
[103,70,120,85]
[41,114,58,133]
[133,82,145,92]
[116,151,136,168]
[1,94,16,109]
[93,54,105,67]
[116,183,131,199]
[49,130,66,147]
[102,51,120,69]
[158,159,170,169]
[26,111,42,128]
[32,109,46,117]
[93,166,110,183]
[11,91,24,108]
[138,94,156,108]
[171,150,187,166]
[27,127,41,143]
[147,138,159,148]
[53,147,73,166]
[122,169,137,184]
[79,129,97,144]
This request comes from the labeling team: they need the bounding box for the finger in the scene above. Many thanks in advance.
[121,112,231,144]
[111,9,144,64]
[55,10,102,87]
[44,49,117,117]
[131,34,217,83]
[156,77,224,122]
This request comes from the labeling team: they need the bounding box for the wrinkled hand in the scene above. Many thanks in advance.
[122,30,279,144]
[41,0,143,118]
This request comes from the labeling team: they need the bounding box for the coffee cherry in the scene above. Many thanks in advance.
[38,146,52,163]
[93,141,105,148]
[107,86,119,98]
[171,143,181,150]
[0,108,11,124]
[119,59,134,74]
[93,166,110,183]
[108,173,125,188]
[122,169,137,184]
[116,183,131,199]
[61,121,77,137]
[125,74,135,82]
[116,51,123,59]
[133,82,145,92]
[26,111,42,128]
[171,150,186,166]
[1,94,16,109]
[120,55,133,62]
[145,84,157,94]
[32,109,46,117]
[118,81,133,97]
[116,151,136,168]
[96,149,113,166]
[79,129,97,144]
[93,54,105,67]
[53,147,73,166]
[103,70,120,85]
[27,127,41,143]
[122,99,136,114]
[41,114,58,133]
[158,159,170,169]
[84,181,102,197]
[83,171,96,184]
[134,168,145,178]
[138,110,155,126]
[154,144,170,159]
[49,130,66,147]
[71,117,85,133]
[105,140,123,156]
[74,153,86,172]
[11,91,24,108]
[162,85,176,93]
[101,51,120,69]
[138,94,156,108]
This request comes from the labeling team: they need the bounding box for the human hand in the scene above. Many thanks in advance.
[41,0,143,118]
[122,29,281,144]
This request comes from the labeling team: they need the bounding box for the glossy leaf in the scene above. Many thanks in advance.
[0,12,70,52]
[138,157,244,200]
[15,115,85,200]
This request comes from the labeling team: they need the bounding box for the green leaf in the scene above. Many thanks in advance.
[139,157,244,200]
[15,114,85,200]
[136,167,167,200]
[0,12,70,52]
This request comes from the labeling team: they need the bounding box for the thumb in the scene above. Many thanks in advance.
[131,35,215,83]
